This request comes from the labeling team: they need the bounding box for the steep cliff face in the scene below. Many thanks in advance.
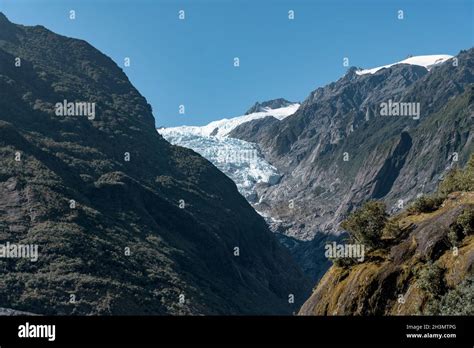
[230,49,474,241]
[0,13,310,315]
[299,191,474,315]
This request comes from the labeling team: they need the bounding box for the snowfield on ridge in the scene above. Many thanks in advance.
[355,54,453,75]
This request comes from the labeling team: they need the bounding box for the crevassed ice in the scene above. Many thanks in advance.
[158,104,299,199]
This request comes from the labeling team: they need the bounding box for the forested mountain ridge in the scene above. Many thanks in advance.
[0,13,310,315]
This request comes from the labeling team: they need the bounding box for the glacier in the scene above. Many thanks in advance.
[158,103,299,200]
[355,54,453,75]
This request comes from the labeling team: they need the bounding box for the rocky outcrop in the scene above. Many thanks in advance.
[245,98,296,115]
[299,192,474,315]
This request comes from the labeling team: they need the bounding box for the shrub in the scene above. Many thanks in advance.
[340,201,387,249]
[424,274,474,315]
[332,256,357,268]
[383,219,402,239]
[456,208,474,235]
[439,154,474,195]
[447,228,459,247]
[407,194,445,214]
[448,208,474,246]
[436,275,474,315]
[417,262,445,296]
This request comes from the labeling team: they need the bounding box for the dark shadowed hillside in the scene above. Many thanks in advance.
[0,13,310,315]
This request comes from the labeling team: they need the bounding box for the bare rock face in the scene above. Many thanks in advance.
[161,53,473,290]
[244,98,296,115]
[299,193,474,316]
[230,49,474,242]
[228,49,473,284]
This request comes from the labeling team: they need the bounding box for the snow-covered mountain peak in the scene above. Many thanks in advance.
[355,54,453,76]
[161,102,299,139]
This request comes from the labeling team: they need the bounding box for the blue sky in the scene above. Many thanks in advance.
[1,0,473,127]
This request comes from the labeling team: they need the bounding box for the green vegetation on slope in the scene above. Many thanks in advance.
[299,156,474,315]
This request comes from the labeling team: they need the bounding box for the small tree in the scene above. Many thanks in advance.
[340,201,388,249]
[436,274,474,315]
[457,208,474,235]
[407,194,445,214]
[439,154,474,195]
[449,208,474,246]
[417,262,445,295]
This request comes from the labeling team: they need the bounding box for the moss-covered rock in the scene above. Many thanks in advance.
[299,192,474,315]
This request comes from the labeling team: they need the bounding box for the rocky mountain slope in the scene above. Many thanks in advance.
[0,13,310,315]
[244,98,296,115]
[229,50,473,282]
[299,158,474,315]
[230,49,473,241]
